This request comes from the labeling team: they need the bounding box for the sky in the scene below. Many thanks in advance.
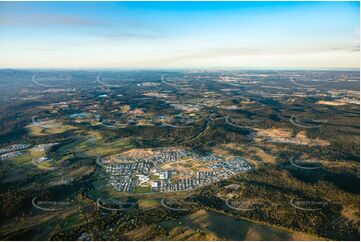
[0,1,359,69]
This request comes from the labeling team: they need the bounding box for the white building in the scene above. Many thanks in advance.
[136,175,150,186]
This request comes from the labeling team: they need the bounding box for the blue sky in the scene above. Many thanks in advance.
[0,1,359,69]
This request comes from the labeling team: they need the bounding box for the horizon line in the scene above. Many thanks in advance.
[1,67,360,71]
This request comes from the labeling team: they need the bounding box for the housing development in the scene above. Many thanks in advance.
[101,150,251,192]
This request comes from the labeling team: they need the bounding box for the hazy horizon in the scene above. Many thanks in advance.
[0,1,359,69]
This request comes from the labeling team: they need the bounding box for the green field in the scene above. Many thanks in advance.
[55,137,135,158]
[134,186,152,193]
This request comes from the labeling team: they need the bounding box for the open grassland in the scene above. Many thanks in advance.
[186,209,320,241]
[124,209,320,241]
[138,198,160,209]
[134,186,152,194]
[10,151,57,171]
[27,122,77,136]
[54,137,135,159]
[62,165,94,181]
